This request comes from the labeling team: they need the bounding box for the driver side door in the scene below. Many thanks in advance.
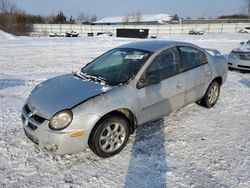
[135,47,185,125]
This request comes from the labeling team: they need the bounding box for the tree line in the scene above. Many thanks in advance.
[0,0,97,35]
[1,0,250,35]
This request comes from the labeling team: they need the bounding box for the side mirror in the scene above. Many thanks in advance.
[147,75,160,85]
[137,75,160,89]
[240,42,245,45]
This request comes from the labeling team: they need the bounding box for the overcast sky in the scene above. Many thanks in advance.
[15,0,244,19]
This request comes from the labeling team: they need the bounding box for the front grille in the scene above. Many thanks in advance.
[27,122,37,130]
[33,114,45,124]
[239,54,250,61]
[22,104,46,131]
[23,128,39,145]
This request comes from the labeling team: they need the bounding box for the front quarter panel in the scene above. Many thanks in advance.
[207,53,228,84]
[72,84,137,128]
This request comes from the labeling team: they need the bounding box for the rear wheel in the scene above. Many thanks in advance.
[197,81,220,108]
[88,115,130,158]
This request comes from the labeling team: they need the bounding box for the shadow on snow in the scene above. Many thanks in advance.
[0,79,25,90]
[240,78,250,88]
[124,119,167,188]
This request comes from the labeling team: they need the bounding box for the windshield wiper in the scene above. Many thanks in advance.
[93,75,108,84]
[74,72,89,80]
[80,72,108,85]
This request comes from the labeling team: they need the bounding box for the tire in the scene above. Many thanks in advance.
[88,115,130,158]
[198,81,220,108]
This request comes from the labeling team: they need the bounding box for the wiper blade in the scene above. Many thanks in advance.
[80,72,108,85]
[74,72,89,80]
[94,75,108,84]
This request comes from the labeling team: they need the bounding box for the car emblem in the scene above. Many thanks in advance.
[25,112,34,126]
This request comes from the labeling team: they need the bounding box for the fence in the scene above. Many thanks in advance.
[31,23,250,36]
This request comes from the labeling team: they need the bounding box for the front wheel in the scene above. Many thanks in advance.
[88,115,130,158]
[197,81,220,108]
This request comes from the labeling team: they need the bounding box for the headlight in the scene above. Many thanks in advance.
[49,110,73,130]
[229,52,237,58]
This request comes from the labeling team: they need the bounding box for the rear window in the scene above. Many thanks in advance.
[179,46,207,71]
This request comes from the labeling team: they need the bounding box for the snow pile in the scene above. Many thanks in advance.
[0,30,15,40]
[94,13,172,24]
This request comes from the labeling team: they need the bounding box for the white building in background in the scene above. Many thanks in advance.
[94,14,181,25]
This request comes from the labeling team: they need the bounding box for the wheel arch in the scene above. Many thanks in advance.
[212,76,222,85]
[88,108,138,145]
[88,108,137,157]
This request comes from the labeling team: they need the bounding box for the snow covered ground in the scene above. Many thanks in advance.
[0,31,250,187]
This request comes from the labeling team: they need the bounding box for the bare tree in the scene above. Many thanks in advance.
[135,11,141,23]
[54,11,67,24]
[0,0,9,13]
[90,15,97,23]
[123,12,141,24]
[0,0,18,13]
[123,15,129,24]
[69,15,75,24]
[0,0,47,35]
[77,11,97,23]
[130,12,136,23]
[77,11,87,21]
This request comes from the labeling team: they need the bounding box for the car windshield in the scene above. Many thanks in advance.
[81,48,151,86]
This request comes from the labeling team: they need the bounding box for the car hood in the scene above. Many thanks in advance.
[233,45,250,53]
[27,73,112,119]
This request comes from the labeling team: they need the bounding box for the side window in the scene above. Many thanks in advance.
[179,47,207,71]
[145,48,180,81]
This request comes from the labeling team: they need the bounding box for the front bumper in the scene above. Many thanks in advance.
[228,58,250,71]
[21,105,99,155]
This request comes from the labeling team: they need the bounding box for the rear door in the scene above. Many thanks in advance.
[135,47,185,124]
[178,46,211,105]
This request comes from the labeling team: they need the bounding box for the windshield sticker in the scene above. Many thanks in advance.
[124,54,144,60]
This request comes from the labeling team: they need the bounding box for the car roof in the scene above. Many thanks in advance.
[117,40,194,52]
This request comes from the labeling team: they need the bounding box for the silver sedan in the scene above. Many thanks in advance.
[228,40,250,71]
[21,40,228,157]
